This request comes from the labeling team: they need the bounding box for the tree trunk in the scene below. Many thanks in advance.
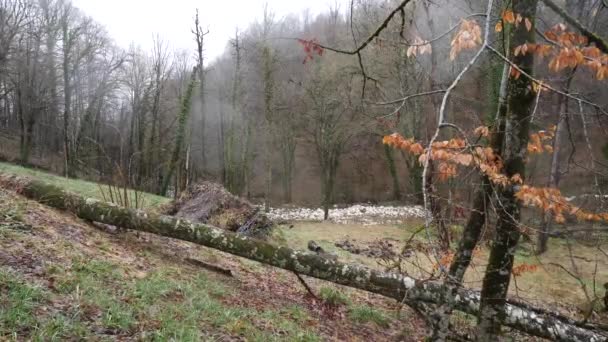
[161,70,196,196]
[264,135,272,213]
[384,144,401,201]
[218,95,226,184]
[0,173,604,342]
[536,94,567,254]
[262,43,274,213]
[322,171,332,220]
[449,58,510,283]
[425,159,450,251]
[193,10,208,174]
[62,19,73,178]
[477,0,539,338]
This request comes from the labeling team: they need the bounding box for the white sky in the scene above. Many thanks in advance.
[71,0,336,63]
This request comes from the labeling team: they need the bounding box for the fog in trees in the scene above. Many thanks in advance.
[1,0,608,340]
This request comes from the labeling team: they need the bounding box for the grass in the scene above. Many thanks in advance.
[277,221,608,310]
[4,158,606,338]
[348,305,390,327]
[0,269,46,337]
[0,162,169,209]
[0,164,408,340]
[319,287,351,306]
[275,221,423,267]
[0,255,324,341]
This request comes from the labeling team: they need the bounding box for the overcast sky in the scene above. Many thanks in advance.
[71,0,336,63]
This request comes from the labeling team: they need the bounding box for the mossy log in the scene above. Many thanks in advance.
[0,174,605,342]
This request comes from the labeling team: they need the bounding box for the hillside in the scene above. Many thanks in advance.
[0,166,428,341]
[1,163,607,340]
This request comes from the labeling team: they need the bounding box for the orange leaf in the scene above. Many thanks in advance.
[495,21,503,32]
[510,67,521,79]
[545,30,558,41]
[525,18,532,31]
[502,10,515,24]
[511,174,523,184]
[409,143,424,155]
[514,45,522,56]
[474,126,490,137]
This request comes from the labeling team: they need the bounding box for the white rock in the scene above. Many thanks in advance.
[266,203,427,225]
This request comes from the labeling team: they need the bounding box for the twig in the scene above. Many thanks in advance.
[294,272,317,298]
[486,45,608,118]
[540,0,608,53]
[311,0,414,55]
[185,258,233,277]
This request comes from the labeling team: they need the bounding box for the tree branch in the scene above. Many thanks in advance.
[540,0,608,53]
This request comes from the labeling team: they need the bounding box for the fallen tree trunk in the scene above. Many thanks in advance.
[0,173,606,342]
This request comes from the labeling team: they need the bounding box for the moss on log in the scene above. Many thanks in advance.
[0,173,606,342]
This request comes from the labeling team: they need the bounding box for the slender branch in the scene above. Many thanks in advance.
[421,2,493,260]
[486,45,608,117]
[312,0,414,55]
[294,273,317,298]
[373,89,447,106]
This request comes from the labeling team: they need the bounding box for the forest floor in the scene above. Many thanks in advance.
[0,186,431,341]
[0,162,607,340]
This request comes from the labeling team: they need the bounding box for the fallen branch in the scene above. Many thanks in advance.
[185,258,233,277]
[294,272,317,298]
[0,173,606,342]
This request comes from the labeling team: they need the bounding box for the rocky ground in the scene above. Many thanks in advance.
[267,204,426,225]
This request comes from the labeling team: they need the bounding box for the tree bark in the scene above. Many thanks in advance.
[193,10,208,174]
[425,159,450,251]
[384,144,401,201]
[161,69,197,196]
[449,58,510,283]
[0,173,605,342]
[61,13,74,178]
[477,0,539,338]
[536,92,567,254]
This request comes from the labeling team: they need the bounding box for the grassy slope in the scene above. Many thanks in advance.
[0,164,424,341]
[1,162,606,340]
[0,162,169,209]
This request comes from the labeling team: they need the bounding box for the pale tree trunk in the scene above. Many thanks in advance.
[0,173,604,342]
[193,10,209,174]
[536,90,568,254]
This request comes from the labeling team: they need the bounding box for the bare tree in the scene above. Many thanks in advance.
[192,9,208,175]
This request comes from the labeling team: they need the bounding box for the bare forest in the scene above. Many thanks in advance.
[0,0,608,340]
